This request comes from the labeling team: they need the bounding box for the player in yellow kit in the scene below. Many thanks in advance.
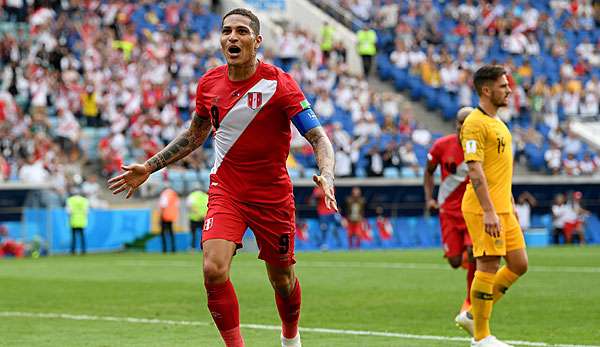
[457,65,528,347]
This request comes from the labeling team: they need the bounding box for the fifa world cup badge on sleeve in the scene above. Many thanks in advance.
[466,140,477,154]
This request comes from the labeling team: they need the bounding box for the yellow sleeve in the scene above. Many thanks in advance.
[461,118,486,162]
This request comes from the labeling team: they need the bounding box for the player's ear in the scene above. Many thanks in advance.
[255,34,263,50]
[481,84,491,97]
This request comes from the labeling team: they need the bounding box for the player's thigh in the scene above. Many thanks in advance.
[501,213,528,275]
[440,212,468,259]
[464,212,506,257]
[202,194,248,247]
[502,213,526,253]
[246,198,296,267]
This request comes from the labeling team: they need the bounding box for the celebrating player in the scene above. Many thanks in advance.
[460,65,528,347]
[423,107,476,320]
[108,8,337,347]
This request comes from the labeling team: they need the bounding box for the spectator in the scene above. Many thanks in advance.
[563,153,581,176]
[81,85,100,127]
[563,129,582,156]
[551,193,574,244]
[411,123,432,146]
[18,156,49,184]
[579,90,598,118]
[0,155,10,181]
[335,149,352,178]
[390,40,409,69]
[544,142,562,175]
[566,191,590,244]
[579,152,598,176]
[81,174,106,208]
[514,191,537,233]
[366,146,384,177]
[313,90,335,121]
[399,142,420,176]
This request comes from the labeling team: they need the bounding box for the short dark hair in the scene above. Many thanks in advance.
[222,8,260,36]
[473,65,506,96]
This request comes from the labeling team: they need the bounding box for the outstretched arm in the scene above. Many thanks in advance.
[145,112,213,173]
[303,126,337,211]
[108,112,212,198]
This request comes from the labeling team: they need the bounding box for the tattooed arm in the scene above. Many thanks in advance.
[304,126,337,210]
[145,112,213,173]
[466,160,501,237]
[108,112,212,198]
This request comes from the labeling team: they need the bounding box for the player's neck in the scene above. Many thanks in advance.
[228,59,259,82]
[477,101,498,118]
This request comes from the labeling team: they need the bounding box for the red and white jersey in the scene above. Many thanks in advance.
[427,134,468,215]
[195,61,306,204]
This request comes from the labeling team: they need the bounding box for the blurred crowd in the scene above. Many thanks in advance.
[1,1,599,204]
[267,25,432,179]
[0,1,219,200]
[368,0,600,174]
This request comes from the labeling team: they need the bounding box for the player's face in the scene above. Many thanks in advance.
[221,15,262,67]
[489,75,511,107]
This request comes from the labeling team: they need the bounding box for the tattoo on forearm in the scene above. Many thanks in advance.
[146,113,212,173]
[471,178,481,190]
[304,127,335,182]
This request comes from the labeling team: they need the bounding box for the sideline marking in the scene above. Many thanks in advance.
[1,311,597,347]
[113,260,600,274]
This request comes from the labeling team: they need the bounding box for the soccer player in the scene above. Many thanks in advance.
[459,65,528,347]
[108,9,337,347]
[423,107,476,318]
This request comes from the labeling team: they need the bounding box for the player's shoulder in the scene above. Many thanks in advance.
[434,134,458,146]
[463,109,489,128]
[261,61,298,83]
[199,65,227,85]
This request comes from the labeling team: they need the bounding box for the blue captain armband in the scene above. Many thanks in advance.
[291,108,321,136]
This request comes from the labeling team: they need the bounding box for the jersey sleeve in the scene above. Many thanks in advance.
[461,119,486,162]
[278,71,309,119]
[194,78,209,118]
[427,140,441,166]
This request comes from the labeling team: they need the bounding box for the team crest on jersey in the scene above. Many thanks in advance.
[204,217,214,231]
[247,92,263,110]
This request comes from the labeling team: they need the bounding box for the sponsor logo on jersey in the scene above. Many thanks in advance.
[465,140,477,154]
[247,92,262,110]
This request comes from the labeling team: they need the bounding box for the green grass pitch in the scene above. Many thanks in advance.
[1,247,599,347]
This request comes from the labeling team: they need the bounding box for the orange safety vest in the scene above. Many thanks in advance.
[159,188,180,222]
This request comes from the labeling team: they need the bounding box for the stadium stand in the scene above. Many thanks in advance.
[1,1,599,252]
[313,0,599,176]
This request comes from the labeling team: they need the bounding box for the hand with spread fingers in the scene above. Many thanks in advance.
[313,174,337,212]
[107,164,151,199]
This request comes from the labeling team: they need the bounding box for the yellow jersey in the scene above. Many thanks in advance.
[461,107,513,214]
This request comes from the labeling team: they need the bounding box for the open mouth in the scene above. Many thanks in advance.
[228,46,242,55]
